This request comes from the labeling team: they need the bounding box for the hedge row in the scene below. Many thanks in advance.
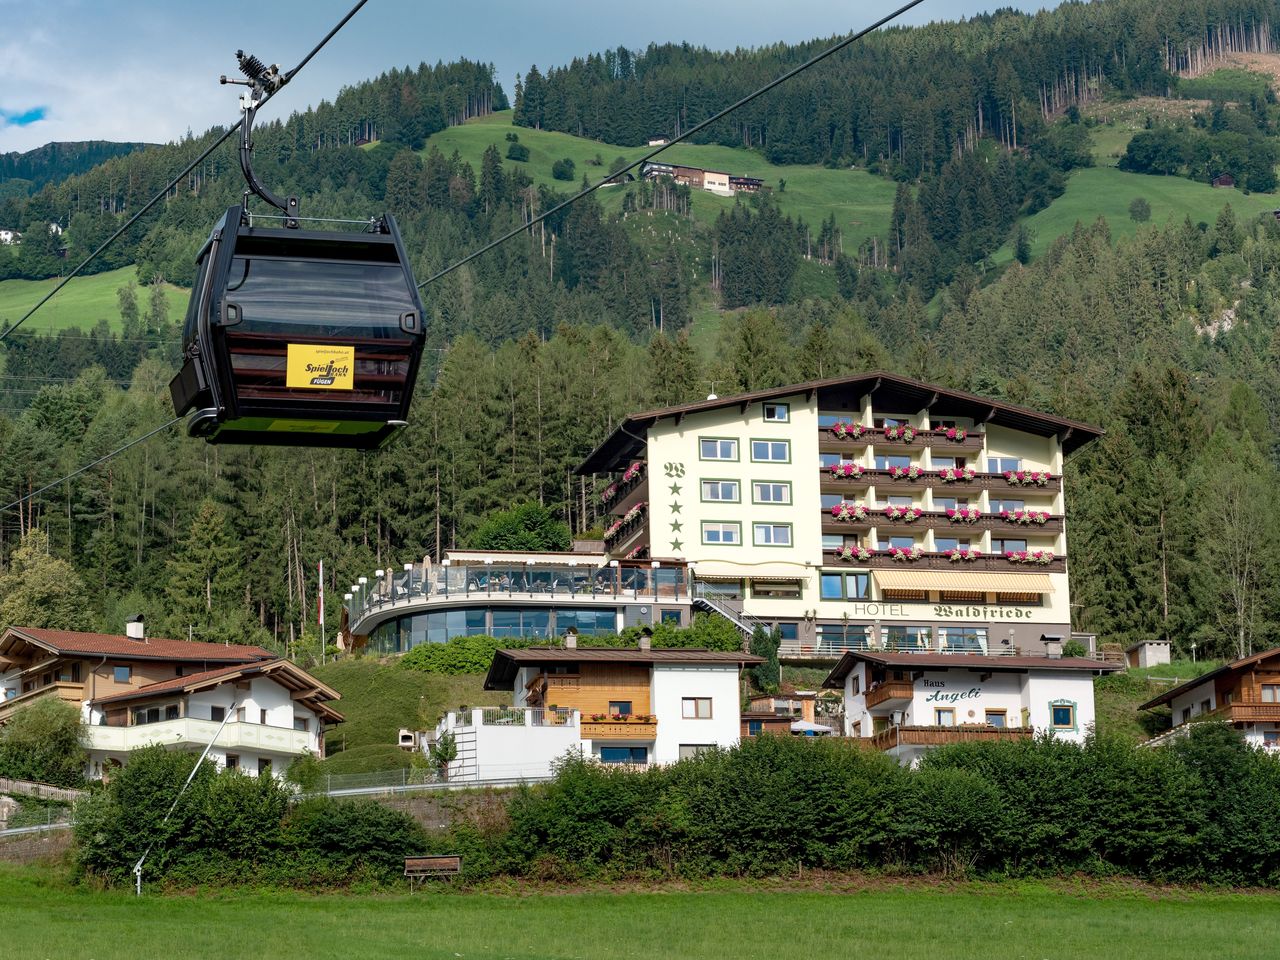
[437,726,1280,886]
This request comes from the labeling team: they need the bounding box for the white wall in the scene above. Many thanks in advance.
[436,709,582,782]
[904,671,1025,727]
[1170,681,1216,725]
[650,665,741,763]
[1023,672,1098,743]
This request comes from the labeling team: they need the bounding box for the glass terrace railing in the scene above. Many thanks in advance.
[346,562,688,623]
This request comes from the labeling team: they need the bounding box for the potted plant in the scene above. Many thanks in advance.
[944,547,982,562]
[830,501,869,522]
[882,504,923,521]
[833,544,873,562]
[1003,469,1053,486]
[883,423,917,442]
[886,545,924,561]
[829,461,865,479]
[945,506,982,523]
[938,466,977,482]
[938,426,968,442]
[886,464,924,480]
[831,420,869,440]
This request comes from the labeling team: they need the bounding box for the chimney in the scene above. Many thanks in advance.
[562,628,578,649]
[1041,634,1064,659]
[125,615,146,642]
[638,626,653,651]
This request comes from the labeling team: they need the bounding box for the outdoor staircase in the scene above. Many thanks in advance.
[448,726,479,781]
[691,594,768,644]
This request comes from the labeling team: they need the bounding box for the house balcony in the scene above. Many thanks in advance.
[870,724,1033,751]
[85,718,315,756]
[865,679,914,709]
[581,718,658,740]
[822,549,1066,573]
[1211,702,1280,724]
[0,682,83,723]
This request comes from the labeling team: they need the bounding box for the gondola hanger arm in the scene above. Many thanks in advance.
[222,50,300,227]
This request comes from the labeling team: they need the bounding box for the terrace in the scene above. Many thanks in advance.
[870,724,1033,751]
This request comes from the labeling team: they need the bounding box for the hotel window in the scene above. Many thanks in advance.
[997,592,1043,606]
[991,498,1025,513]
[678,744,715,759]
[988,457,1021,473]
[294,717,310,733]
[751,439,790,462]
[820,493,845,510]
[880,535,916,551]
[608,701,633,717]
[600,746,648,764]
[934,537,970,552]
[883,625,932,650]
[874,416,907,428]
[753,523,792,547]
[991,538,1028,554]
[701,479,740,502]
[660,609,682,625]
[820,571,870,600]
[775,622,799,642]
[1050,702,1077,730]
[210,706,226,722]
[1262,684,1279,703]
[700,438,738,461]
[682,697,713,719]
[985,710,1007,728]
[753,481,791,504]
[821,534,848,551]
[762,402,790,423]
[939,626,987,653]
[932,456,966,470]
[696,579,744,600]
[935,708,956,727]
[225,754,239,770]
[819,452,842,468]
[113,666,131,683]
[874,454,911,470]
[701,521,741,545]
[752,580,801,599]
[934,497,969,512]
[886,495,914,507]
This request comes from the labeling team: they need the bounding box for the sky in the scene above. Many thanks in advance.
[0,0,1055,153]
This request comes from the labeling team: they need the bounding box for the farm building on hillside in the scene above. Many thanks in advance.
[1212,173,1236,188]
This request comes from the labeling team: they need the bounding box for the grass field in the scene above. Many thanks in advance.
[423,111,898,248]
[0,265,187,335]
[995,166,1280,263]
[2,864,1277,960]
[311,659,496,774]
[1094,659,1222,741]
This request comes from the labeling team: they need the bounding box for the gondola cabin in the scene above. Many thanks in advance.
[169,205,426,449]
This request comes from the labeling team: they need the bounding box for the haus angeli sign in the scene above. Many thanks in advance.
[922,679,982,703]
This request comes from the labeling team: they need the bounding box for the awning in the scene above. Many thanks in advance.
[872,569,1054,593]
[692,561,810,583]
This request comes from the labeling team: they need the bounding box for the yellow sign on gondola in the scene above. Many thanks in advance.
[286,344,355,389]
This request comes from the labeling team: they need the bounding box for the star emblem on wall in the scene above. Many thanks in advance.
[669,539,683,552]
[670,519,683,532]
[670,502,682,514]
[669,482,682,495]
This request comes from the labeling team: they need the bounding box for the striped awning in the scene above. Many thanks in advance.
[692,561,809,583]
[872,569,1054,593]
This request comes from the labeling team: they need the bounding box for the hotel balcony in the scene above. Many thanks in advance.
[821,549,1066,573]
[86,718,315,756]
[870,724,1033,751]
[868,511,1063,535]
[599,463,648,515]
[0,681,83,723]
[581,717,658,740]
[823,468,1061,496]
[819,428,986,454]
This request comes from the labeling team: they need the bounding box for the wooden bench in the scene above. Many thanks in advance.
[404,855,462,889]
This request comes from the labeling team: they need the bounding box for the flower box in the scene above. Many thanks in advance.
[1005,549,1056,565]
[588,713,654,723]
[599,482,618,504]
[886,545,924,561]
[938,467,977,482]
[945,507,982,523]
[938,426,968,442]
[999,509,1051,525]
[944,547,982,562]
[833,545,872,562]
[830,501,869,522]
[882,505,923,522]
[1004,469,1053,487]
[621,461,644,484]
[830,421,870,441]
[887,465,924,480]
[882,424,917,442]
[829,461,865,479]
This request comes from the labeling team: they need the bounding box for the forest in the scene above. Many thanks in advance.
[4,0,1280,663]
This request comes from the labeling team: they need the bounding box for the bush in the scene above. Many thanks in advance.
[467,502,570,551]
[506,142,529,162]
[551,158,576,181]
[1129,197,1151,223]
[1062,638,1088,658]
[0,698,88,787]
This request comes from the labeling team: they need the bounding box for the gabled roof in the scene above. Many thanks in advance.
[0,626,275,664]
[1138,647,1280,710]
[92,657,344,723]
[822,650,1118,689]
[576,370,1103,473]
[485,646,764,689]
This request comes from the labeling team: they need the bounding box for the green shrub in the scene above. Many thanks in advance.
[505,142,529,162]
[0,697,88,787]
[551,158,576,181]
[467,502,570,551]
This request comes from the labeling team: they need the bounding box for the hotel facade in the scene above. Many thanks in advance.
[345,372,1101,662]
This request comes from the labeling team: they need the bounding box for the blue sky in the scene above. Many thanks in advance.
[0,0,1054,153]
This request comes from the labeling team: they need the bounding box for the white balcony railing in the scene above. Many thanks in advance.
[86,718,314,755]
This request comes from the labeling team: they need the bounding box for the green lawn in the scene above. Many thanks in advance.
[996,166,1280,263]
[2,864,1277,959]
[311,659,499,773]
[423,110,897,247]
[1094,659,1222,741]
[0,264,187,335]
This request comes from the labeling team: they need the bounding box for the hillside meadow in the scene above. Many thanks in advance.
[1,864,1276,960]
[0,264,186,335]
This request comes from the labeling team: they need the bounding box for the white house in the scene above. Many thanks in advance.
[1139,647,1280,750]
[433,640,761,782]
[0,228,19,245]
[823,647,1116,765]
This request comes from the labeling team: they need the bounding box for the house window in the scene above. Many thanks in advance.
[258,759,272,778]
[210,706,226,722]
[762,402,789,423]
[985,710,1007,728]
[874,454,911,471]
[678,744,715,759]
[134,707,160,725]
[608,701,633,717]
[113,666,131,683]
[1264,731,1279,749]
[753,481,791,504]
[939,627,987,653]
[774,622,799,642]
[699,438,738,461]
[600,746,648,764]
[753,523,792,547]
[225,754,239,770]
[165,704,180,721]
[751,439,790,462]
[1199,699,1212,714]
[260,709,268,725]
[1181,707,1192,724]
[701,479,740,502]
[850,675,861,696]
[988,457,1021,473]
[235,706,246,722]
[682,697,712,719]
[175,665,185,677]
[935,708,955,727]
[747,720,763,736]
[1262,684,1279,703]
[660,609,682,625]
[701,521,741,545]
[293,717,309,733]
[1050,702,1077,730]
[752,580,800,599]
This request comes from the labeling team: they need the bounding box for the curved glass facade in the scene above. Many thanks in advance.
[365,605,621,655]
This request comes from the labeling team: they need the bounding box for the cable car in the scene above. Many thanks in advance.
[169,51,426,450]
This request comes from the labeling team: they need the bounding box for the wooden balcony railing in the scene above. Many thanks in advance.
[865,679,915,708]
[820,429,986,453]
[871,724,1033,751]
[0,681,83,723]
[581,719,658,740]
[822,468,1061,495]
[1212,702,1280,724]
